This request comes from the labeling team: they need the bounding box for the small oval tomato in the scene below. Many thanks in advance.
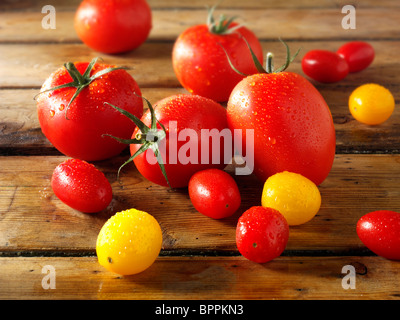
[188,169,241,219]
[302,49,349,83]
[172,6,263,102]
[51,159,113,213]
[261,171,321,226]
[357,210,400,260]
[349,83,395,125]
[96,208,162,275]
[337,41,374,73]
[74,0,152,54]
[236,206,289,263]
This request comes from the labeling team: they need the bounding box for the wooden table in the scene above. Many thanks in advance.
[1,0,399,302]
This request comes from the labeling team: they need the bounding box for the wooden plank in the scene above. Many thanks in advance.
[0,154,399,253]
[2,0,399,11]
[0,256,399,300]
[1,40,399,88]
[1,8,400,43]
[1,82,399,155]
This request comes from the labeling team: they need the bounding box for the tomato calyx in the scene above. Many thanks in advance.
[207,3,243,35]
[34,57,126,120]
[104,97,171,188]
[223,38,301,76]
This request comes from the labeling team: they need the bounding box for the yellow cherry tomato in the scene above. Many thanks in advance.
[349,83,395,125]
[261,171,321,226]
[96,208,162,275]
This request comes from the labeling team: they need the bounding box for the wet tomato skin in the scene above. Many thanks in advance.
[337,41,374,73]
[301,49,349,83]
[356,210,400,260]
[188,169,241,219]
[236,206,289,263]
[51,159,113,213]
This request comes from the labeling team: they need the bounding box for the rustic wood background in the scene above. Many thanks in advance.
[0,0,399,300]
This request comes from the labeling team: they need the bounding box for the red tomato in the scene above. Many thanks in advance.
[36,58,143,161]
[188,169,241,219]
[357,210,400,260]
[74,0,152,54]
[172,9,263,102]
[236,206,289,263]
[337,41,374,73]
[51,159,113,213]
[111,94,233,188]
[301,49,349,83]
[227,71,336,186]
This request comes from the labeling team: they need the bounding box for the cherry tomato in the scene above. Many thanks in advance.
[228,44,336,186]
[172,7,262,102]
[236,206,289,263]
[74,0,152,54]
[357,210,400,260]
[301,49,349,83]
[337,41,374,73]
[349,83,395,125]
[188,169,241,219]
[36,58,143,161]
[51,159,113,213]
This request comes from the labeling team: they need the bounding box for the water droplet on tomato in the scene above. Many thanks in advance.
[49,110,55,117]
[59,104,65,111]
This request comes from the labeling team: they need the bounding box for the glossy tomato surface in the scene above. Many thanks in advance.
[188,169,241,219]
[172,23,263,102]
[51,159,113,213]
[37,61,143,161]
[337,41,374,73]
[357,210,400,260]
[130,94,233,188]
[227,71,336,186]
[236,206,289,263]
[302,49,349,83]
[74,0,152,54]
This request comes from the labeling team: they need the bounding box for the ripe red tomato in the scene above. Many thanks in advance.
[36,58,143,161]
[74,0,152,54]
[51,159,113,213]
[301,49,349,83]
[111,94,233,188]
[188,169,241,219]
[227,68,336,186]
[172,8,262,102]
[337,41,374,73]
[357,210,400,260]
[236,206,289,263]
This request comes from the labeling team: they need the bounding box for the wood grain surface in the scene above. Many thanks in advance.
[0,0,399,301]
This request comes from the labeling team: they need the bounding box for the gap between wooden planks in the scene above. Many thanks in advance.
[0,154,399,253]
[0,256,399,300]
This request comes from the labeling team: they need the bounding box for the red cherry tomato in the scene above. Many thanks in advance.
[74,0,152,54]
[51,159,113,213]
[301,49,349,83]
[356,210,400,260]
[236,206,289,263]
[188,169,241,219]
[337,41,374,73]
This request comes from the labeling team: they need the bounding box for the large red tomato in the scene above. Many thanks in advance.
[227,43,336,186]
[74,0,152,54]
[172,7,262,102]
[110,94,233,188]
[36,58,143,161]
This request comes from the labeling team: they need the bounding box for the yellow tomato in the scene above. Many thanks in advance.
[261,171,321,226]
[349,83,395,125]
[96,208,163,275]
